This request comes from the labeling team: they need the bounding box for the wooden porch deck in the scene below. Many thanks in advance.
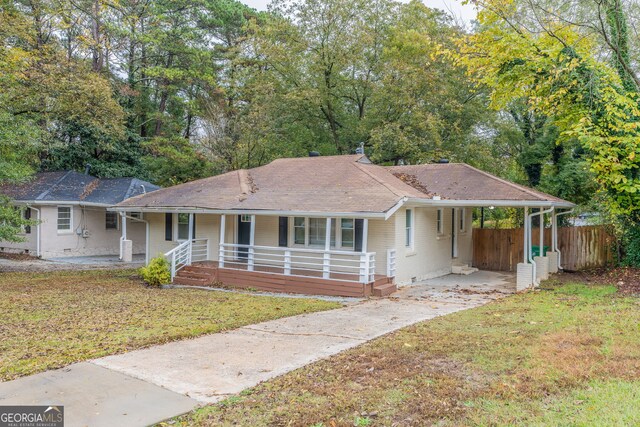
[173,261,396,298]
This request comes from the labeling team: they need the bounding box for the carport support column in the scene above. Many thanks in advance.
[248,215,256,271]
[516,206,533,291]
[120,212,133,263]
[547,210,560,274]
[219,214,226,268]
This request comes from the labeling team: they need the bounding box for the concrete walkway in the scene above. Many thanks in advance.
[0,271,515,427]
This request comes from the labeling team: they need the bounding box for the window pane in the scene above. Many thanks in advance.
[437,209,443,234]
[57,207,71,230]
[294,217,305,244]
[406,209,412,227]
[406,209,412,247]
[341,218,354,248]
[309,218,326,246]
[178,213,189,240]
[106,212,118,230]
[330,219,336,247]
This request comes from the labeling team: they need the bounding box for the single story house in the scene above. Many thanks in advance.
[114,154,574,297]
[0,171,159,260]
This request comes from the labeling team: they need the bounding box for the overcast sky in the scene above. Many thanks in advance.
[241,0,478,24]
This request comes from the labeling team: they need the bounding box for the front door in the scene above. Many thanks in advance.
[237,215,251,259]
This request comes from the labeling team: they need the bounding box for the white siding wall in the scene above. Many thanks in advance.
[1,205,146,258]
[367,218,396,275]
[392,206,474,284]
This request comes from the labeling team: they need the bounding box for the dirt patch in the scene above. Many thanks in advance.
[0,252,39,261]
[553,267,640,295]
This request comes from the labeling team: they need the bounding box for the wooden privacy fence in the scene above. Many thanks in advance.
[472,225,616,272]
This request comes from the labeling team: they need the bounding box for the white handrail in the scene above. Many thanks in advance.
[220,242,376,284]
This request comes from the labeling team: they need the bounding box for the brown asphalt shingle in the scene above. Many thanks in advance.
[388,163,569,203]
[117,156,573,213]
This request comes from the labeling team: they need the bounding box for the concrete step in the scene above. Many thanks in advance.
[372,282,397,297]
[460,266,479,276]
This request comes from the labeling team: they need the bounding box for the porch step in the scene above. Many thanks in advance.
[173,276,210,286]
[373,282,397,297]
[178,271,211,280]
[181,265,217,275]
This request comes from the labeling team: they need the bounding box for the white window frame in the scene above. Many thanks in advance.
[340,218,355,249]
[57,205,73,234]
[405,208,414,249]
[240,214,251,223]
[459,208,466,233]
[175,213,190,241]
[289,217,350,250]
[105,211,119,230]
[436,208,444,235]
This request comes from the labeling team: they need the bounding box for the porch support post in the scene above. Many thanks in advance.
[362,218,368,252]
[120,212,132,262]
[323,217,331,279]
[219,214,226,268]
[548,209,560,273]
[187,213,194,265]
[248,215,256,271]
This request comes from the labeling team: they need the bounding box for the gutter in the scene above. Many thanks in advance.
[110,206,388,219]
[407,198,574,209]
[28,205,41,258]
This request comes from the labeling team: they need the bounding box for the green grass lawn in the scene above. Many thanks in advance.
[173,278,640,426]
[0,269,340,381]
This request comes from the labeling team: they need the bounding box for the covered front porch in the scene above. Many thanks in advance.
[144,212,397,298]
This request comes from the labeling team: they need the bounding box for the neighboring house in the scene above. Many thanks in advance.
[114,154,574,296]
[0,171,159,259]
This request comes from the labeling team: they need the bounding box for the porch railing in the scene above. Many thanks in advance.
[387,248,397,278]
[165,238,209,281]
[219,243,376,283]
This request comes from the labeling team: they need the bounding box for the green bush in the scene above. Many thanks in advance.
[622,223,640,267]
[139,256,171,286]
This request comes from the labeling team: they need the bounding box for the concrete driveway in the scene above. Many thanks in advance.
[0,271,514,427]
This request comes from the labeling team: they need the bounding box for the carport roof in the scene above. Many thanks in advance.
[388,163,574,207]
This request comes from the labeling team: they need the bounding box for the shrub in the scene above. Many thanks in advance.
[139,256,171,286]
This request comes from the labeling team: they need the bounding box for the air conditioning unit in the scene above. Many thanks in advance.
[81,229,90,238]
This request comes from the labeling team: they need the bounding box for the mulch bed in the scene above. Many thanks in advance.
[556,267,640,295]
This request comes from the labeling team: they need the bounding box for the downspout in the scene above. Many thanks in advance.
[30,206,41,258]
[527,206,554,285]
[554,208,574,270]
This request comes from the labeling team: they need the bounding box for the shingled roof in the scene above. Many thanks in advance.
[116,155,573,215]
[388,163,572,205]
[118,155,425,215]
[1,171,160,205]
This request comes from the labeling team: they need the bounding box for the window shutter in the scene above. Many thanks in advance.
[278,217,288,247]
[354,219,364,252]
[192,214,196,238]
[165,213,172,241]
